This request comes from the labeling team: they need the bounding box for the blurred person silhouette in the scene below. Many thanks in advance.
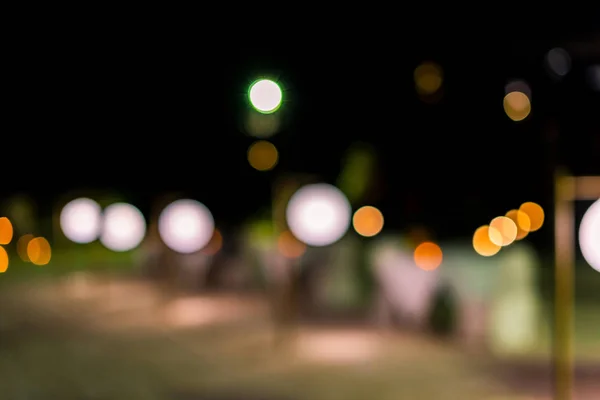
[136,221,166,279]
[370,228,442,331]
[296,246,330,319]
[309,235,367,320]
[428,284,458,337]
[267,245,299,346]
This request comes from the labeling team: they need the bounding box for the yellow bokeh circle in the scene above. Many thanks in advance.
[27,237,52,266]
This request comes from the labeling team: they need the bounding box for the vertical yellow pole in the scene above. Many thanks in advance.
[554,172,575,400]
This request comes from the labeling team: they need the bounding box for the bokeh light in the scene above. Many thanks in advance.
[27,237,51,266]
[100,203,146,252]
[519,202,545,232]
[352,206,384,237]
[0,217,14,245]
[503,91,531,121]
[247,140,278,171]
[579,199,600,272]
[489,216,518,246]
[0,246,8,273]
[413,242,443,271]
[286,183,351,247]
[545,47,571,79]
[60,198,102,244]
[277,230,306,259]
[159,199,214,254]
[201,228,222,256]
[249,79,282,114]
[414,62,443,95]
[473,225,501,257]
[505,209,530,240]
[17,234,34,262]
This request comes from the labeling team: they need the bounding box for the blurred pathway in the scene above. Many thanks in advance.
[0,274,596,399]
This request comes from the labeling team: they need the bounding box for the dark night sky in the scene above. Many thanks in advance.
[3,29,599,243]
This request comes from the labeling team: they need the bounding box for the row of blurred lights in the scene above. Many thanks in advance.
[0,198,224,273]
[0,184,443,273]
[59,199,217,254]
[3,187,598,273]
[281,184,444,271]
[472,202,545,257]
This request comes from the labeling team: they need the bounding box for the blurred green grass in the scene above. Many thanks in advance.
[0,241,137,284]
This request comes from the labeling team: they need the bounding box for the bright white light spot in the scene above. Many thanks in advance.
[100,203,146,252]
[249,79,282,114]
[60,198,102,244]
[286,183,351,247]
[579,199,600,272]
[158,199,214,254]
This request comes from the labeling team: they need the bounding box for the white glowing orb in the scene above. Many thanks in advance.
[286,183,351,247]
[60,198,102,244]
[249,79,282,113]
[579,199,600,272]
[100,203,146,252]
[158,199,214,254]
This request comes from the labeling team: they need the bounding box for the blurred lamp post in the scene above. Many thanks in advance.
[554,172,600,400]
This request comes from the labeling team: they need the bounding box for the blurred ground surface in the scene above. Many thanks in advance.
[0,274,598,399]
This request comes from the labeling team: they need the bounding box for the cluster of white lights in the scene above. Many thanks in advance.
[60,198,147,252]
[60,197,215,254]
